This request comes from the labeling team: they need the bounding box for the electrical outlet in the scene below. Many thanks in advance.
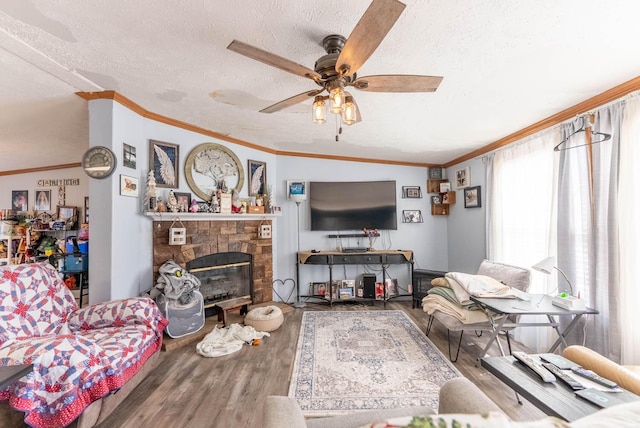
[259,224,272,239]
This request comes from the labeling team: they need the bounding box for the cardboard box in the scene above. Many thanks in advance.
[247,206,264,214]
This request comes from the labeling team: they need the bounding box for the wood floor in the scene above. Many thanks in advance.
[88,300,546,427]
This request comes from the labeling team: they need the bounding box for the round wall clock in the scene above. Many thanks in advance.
[82,146,117,179]
[184,143,244,201]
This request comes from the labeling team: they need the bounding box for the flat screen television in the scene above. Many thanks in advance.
[309,180,397,231]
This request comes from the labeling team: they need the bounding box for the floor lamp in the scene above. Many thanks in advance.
[292,200,306,308]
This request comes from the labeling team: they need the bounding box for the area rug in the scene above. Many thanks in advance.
[288,310,461,416]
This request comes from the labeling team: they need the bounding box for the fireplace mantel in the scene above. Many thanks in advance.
[145,212,281,221]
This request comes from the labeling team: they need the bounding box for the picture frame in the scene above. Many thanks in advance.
[123,143,137,169]
[149,139,179,188]
[119,174,139,197]
[247,159,267,196]
[455,166,470,189]
[11,190,28,211]
[339,287,355,300]
[286,180,307,201]
[439,182,451,192]
[174,192,192,212]
[34,190,51,211]
[84,197,89,223]
[312,282,327,297]
[431,195,441,205]
[57,205,77,222]
[429,167,443,180]
[402,210,423,223]
[464,186,482,208]
[402,186,422,199]
[386,278,399,297]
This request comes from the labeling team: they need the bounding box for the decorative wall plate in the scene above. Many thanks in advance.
[184,143,244,201]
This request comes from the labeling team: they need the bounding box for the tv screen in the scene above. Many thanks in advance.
[310,181,397,231]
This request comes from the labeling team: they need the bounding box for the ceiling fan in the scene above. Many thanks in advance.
[227,0,443,126]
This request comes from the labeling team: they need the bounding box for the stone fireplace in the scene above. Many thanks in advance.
[152,219,273,304]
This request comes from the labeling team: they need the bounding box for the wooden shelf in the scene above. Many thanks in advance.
[427,179,448,193]
[144,212,282,221]
[431,204,450,216]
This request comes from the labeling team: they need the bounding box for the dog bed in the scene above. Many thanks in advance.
[244,305,284,332]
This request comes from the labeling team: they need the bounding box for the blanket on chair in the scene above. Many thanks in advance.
[445,272,514,305]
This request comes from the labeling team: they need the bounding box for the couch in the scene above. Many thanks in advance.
[0,262,168,428]
[563,345,640,395]
[264,377,640,427]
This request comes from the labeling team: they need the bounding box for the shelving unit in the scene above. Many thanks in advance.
[0,233,22,265]
[427,179,456,216]
[296,250,414,306]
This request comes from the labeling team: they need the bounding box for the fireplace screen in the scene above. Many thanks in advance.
[187,252,252,305]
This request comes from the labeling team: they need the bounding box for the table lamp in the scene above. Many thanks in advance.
[532,256,586,310]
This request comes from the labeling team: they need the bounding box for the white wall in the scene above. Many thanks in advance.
[5,98,492,302]
[446,157,487,273]
[274,155,449,301]
[88,99,279,301]
[0,167,88,216]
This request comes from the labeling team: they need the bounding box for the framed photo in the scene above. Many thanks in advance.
[123,143,137,169]
[34,190,51,211]
[402,210,423,223]
[455,166,470,189]
[11,190,28,211]
[386,278,399,297]
[57,205,77,222]
[149,140,179,188]
[174,192,192,212]
[431,195,441,205]
[312,282,327,297]
[439,182,451,192]
[339,287,355,299]
[402,186,422,199]
[464,186,482,208]
[286,180,306,201]
[120,174,139,197]
[429,167,443,180]
[247,159,267,196]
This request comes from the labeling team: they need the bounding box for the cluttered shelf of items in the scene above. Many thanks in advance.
[0,209,89,307]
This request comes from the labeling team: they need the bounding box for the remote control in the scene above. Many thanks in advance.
[570,367,617,388]
[539,353,580,370]
[512,352,556,383]
[542,363,585,390]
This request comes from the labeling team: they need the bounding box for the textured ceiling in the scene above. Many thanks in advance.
[2,0,640,172]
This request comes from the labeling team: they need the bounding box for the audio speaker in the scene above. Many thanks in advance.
[362,273,377,298]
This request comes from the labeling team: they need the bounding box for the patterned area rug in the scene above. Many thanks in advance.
[288,310,461,416]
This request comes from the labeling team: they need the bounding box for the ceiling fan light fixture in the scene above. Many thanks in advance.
[342,96,357,125]
[312,96,327,124]
[329,84,345,114]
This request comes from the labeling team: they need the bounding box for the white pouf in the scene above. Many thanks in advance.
[244,305,284,332]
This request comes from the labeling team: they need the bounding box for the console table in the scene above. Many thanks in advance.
[297,250,413,306]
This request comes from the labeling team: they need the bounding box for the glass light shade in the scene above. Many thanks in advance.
[312,97,326,124]
[342,97,357,125]
[329,86,345,114]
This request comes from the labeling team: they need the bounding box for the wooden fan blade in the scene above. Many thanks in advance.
[336,0,406,77]
[260,90,324,113]
[227,40,322,82]
[351,75,443,92]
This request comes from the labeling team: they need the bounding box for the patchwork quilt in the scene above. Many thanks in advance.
[0,263,168,428]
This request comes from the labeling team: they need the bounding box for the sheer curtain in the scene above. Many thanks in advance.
[487,95,640,362]
[486,129,560,351]
[618,95,640,364]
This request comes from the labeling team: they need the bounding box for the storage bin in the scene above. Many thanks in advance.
[65,254,88,271]
[66,240,89,254]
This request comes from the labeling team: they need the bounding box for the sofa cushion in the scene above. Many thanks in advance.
[570,401,640,427]
[477,259,531,292]
[0,263,77,345]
